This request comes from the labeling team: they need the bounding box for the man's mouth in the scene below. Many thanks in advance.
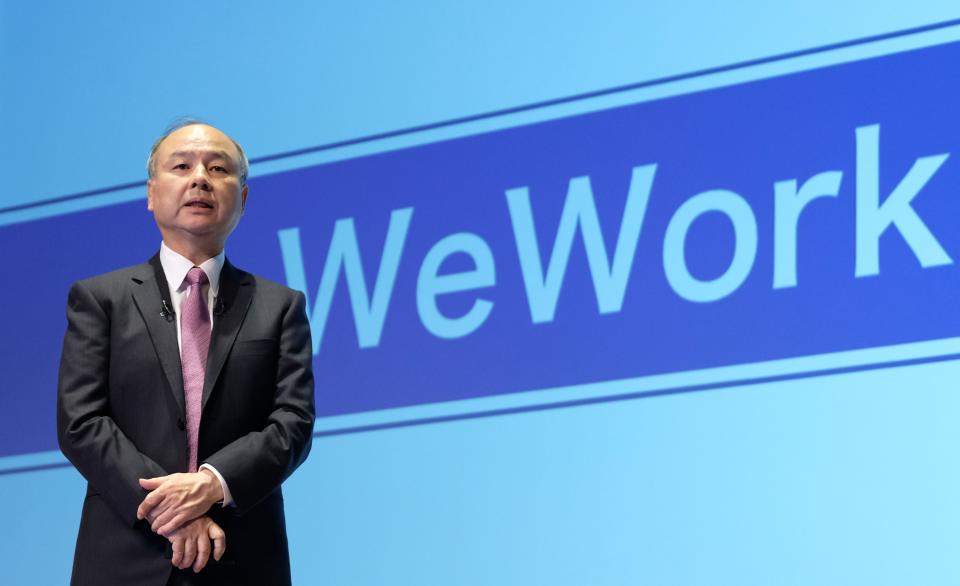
[184,200,214,209]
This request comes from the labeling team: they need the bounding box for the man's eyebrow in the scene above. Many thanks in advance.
[166,149,235,162]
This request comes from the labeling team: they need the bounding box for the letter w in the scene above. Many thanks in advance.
[506,165,655,323]
[278,208,413,354]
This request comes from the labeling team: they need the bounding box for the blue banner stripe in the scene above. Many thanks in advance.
[7,337,958,476]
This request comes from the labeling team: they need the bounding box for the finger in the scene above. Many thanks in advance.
[194,535,211,573]
[171,535,185,568]
[150,504,176,533]
[181,535,197,570]
[146,506,162,525]
[137,489,166,520]
[157,512,190,537]
[150,500,177,533]
[138,475,168,490]
[210,525,226,561]
[137,496,155,520]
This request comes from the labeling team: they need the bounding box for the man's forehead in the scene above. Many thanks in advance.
[157,124,240,158]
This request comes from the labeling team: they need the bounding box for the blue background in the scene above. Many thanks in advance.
[3,2,960,584]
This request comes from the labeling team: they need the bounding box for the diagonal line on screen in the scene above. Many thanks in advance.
[3,16,960,217]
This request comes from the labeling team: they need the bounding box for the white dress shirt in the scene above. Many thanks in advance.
[158,242,234,506]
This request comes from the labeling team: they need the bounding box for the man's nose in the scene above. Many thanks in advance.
[190,167,213,191]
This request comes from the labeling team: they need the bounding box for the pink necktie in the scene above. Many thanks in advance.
[181,267,210,473]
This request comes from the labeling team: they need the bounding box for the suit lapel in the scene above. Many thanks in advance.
[131,254,186,415]
[202,259,255,412]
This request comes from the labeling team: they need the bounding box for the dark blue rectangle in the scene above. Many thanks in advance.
[4,39,960,457]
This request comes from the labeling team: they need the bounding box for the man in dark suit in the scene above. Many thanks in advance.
[57,121,315,585]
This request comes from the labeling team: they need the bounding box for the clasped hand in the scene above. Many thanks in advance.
[137,471,226,572]
[168,515,226,572]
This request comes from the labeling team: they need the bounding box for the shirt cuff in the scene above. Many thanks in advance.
[199,463,234,507]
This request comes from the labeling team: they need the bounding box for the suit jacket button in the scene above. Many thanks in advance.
[177,418,185,430]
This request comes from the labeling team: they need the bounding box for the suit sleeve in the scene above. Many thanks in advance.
[57,280,169,526]
[203,290,315,514]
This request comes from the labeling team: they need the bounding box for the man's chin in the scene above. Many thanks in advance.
[159,223,221,241]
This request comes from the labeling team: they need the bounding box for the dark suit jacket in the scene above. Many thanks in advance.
[57,254,315,586]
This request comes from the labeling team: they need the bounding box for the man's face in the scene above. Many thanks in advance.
[147,124,248,246]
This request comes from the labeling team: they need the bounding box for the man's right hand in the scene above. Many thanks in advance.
[168,515,226,573]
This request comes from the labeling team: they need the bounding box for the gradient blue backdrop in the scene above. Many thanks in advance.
[2,2,960,584]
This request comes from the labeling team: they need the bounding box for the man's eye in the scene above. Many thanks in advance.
[210,165,226,173]
[173,163,189,170]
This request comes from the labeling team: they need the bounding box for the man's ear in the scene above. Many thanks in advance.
[240,184,249,214]
[146,180,155,211]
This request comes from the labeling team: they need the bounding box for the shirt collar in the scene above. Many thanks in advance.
[159,241,225,296]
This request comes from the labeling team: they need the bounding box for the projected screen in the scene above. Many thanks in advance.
[2,9,960,585]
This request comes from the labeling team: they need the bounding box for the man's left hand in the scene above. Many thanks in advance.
[137,470,224,536]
